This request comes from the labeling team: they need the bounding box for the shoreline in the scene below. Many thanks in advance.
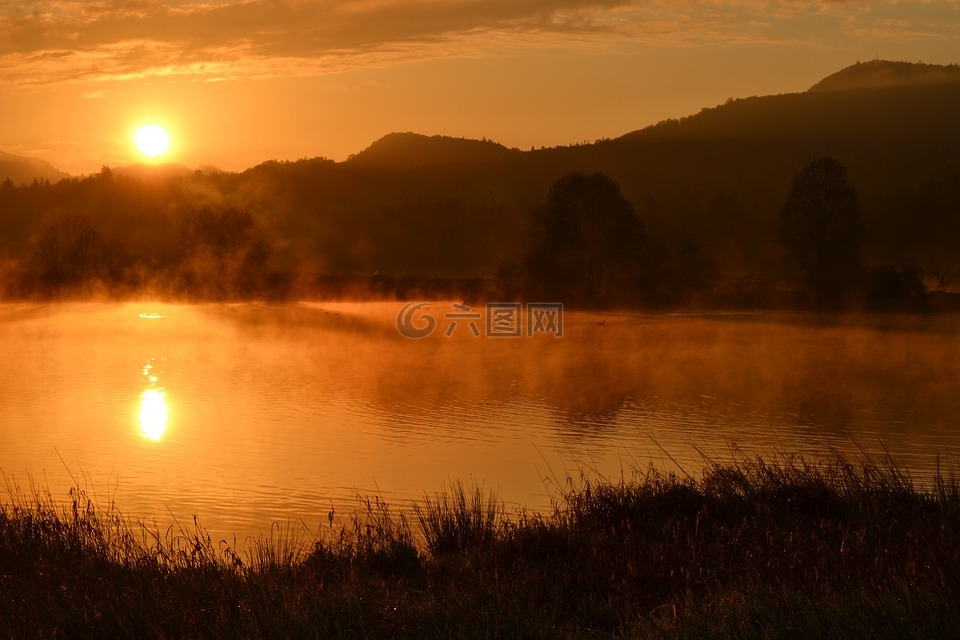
[3,452,958,637]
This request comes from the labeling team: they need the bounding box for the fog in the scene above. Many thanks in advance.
[2,302,959,543]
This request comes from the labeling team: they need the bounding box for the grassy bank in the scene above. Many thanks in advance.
[2,453,959,638]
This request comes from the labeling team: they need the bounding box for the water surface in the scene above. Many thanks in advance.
[2,302,959,543]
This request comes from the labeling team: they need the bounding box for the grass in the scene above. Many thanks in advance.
[2,452,959,638]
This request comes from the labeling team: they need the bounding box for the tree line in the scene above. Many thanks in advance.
[0,158,952,309]
[510,157,939,310]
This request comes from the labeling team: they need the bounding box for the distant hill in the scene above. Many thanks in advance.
[617,62,960,146]
[332,60,960,277]
[0,152,69,185]
[809,59,960,92]
[348,132,520,168]
[594,61,960,235]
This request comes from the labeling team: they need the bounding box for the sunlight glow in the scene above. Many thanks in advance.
[139,388,168,440]
[134,125,171,158]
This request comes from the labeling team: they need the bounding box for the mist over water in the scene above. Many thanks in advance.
[2,302,959,543]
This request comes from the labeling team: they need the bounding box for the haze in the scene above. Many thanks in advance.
[3,0,960,175]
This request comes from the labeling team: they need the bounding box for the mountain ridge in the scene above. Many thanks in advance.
[340,60,960,171]
[347,132,520,168]
[6,60,958,179]
[809,59,960,93]
[0,151,70,185]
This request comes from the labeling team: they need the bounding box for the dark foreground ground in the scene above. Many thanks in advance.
[2,452,958,638]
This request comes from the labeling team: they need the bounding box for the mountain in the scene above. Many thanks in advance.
[200,57,960,281]
[616,62,959,146]
[535,60,960,269]
[348,132,520,168]
[0,152,69,185]
[332,60,960,278]
[809,59,960,92]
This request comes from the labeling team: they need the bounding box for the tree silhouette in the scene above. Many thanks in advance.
[778,157,864,304]
[178,207,271,298]
[525,172,647,303]
[32,214,103,288]
[929,261,952,293]
[866,261,927,311]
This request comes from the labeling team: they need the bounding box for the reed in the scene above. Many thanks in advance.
[2,451,958,638]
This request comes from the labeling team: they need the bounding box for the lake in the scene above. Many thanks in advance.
[2,302,960,544]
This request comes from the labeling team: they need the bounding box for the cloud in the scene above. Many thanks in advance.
[0,0,626,55]
[0,0,633,83]
[0,0,957,85]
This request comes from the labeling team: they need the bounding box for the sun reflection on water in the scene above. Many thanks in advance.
[139,388,168,440]
[139,359,168,440]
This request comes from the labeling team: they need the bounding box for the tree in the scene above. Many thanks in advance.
[32,214,103,288]
[778,157,864,303]
[178,207,271,298]
[525,172,647,303]
[867,262,927,311]
[929,261,952,293]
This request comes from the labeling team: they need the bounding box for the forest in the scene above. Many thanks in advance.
[1,61,959,310]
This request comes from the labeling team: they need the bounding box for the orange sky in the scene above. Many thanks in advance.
[2,0,958,175]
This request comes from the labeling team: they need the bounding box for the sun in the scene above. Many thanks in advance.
[134,124,171,159]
